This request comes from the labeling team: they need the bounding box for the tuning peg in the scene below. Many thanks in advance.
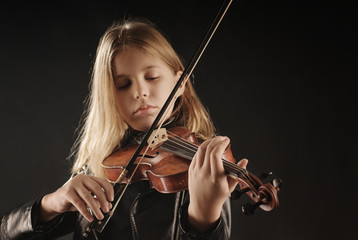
[272,178,283,189]
[242,201,263,215]
[258,172,272,180]
[231,187,250,200]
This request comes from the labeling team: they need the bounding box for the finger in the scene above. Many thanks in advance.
[194,139,211,169]
[227,175,239,192]
[237,158,248,169]
[93,198,112,213]
[190,146,199,171]
[76,187,104,220]
[201,138,220,174]
[90,176,114,202]
[83,179,110,213]
[209,137,230,178]
[67,192,95,222]
[189,154,196,171]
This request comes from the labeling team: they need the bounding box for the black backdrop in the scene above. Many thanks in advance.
[1,1,357,239]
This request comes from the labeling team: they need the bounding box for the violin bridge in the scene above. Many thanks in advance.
[148,128,168,150]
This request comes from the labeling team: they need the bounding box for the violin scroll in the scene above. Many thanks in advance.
[232,169,282,215]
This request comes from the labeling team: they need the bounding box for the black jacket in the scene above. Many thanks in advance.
[1,180,231,240]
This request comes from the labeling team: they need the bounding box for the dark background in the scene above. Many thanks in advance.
[1,0,357,239]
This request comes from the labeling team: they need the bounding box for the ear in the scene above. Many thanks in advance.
[175,71,186,96]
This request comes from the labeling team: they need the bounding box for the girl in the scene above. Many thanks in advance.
[1,20,247,240]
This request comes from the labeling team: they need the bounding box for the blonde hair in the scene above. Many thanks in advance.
[71,20,216,177]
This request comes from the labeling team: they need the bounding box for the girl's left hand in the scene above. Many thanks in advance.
[187,136,248,233]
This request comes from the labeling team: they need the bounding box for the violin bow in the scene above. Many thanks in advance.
[83,0,233,238]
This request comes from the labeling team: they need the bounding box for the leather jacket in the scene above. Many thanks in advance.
[1,180,231,240]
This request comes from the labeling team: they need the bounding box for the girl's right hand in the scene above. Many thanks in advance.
[39,174,114,222]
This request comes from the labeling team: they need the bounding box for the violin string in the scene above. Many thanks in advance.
[165,133,260,190]
[165,132,198,155]
[165,131,252,182]
[165,133,197,152]
[166,132,235,174]
[164,136,250,182]
[167,132,198,151]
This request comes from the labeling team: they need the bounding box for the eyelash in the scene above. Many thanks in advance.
[117,81,130,89]
[116,76,159,89]
[146,77,158,80]
[117,85,129,90]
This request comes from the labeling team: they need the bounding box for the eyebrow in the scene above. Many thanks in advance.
[114,65,160,80]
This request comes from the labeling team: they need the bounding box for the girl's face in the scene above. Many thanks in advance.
[112,48,181,131]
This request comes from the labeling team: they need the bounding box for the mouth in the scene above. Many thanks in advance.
[134,104,157,115]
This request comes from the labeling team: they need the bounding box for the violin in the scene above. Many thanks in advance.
[102,126,281,213]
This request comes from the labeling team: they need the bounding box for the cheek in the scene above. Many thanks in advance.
[158,81,176,100]
[115,94,129,116]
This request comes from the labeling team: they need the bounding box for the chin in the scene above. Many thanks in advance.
[130,114,159,132]
[131,122,154,132]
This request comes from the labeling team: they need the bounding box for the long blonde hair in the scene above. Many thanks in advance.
[71,20,216,177]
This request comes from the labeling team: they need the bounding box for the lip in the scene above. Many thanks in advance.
[134,104,157,115]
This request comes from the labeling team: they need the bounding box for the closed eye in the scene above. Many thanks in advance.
[146,77,159,81]
[116,79,131,89]
[117,83,130,89]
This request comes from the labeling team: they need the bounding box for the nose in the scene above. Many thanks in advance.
[133,80,149,99]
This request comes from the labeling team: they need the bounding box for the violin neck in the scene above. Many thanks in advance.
[160,138,244,178]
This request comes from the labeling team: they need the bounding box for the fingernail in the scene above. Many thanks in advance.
[103,205,109,213]
[108,202,113,210]
[102,202,110,213]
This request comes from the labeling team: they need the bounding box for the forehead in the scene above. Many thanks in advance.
[112,48,170,76]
